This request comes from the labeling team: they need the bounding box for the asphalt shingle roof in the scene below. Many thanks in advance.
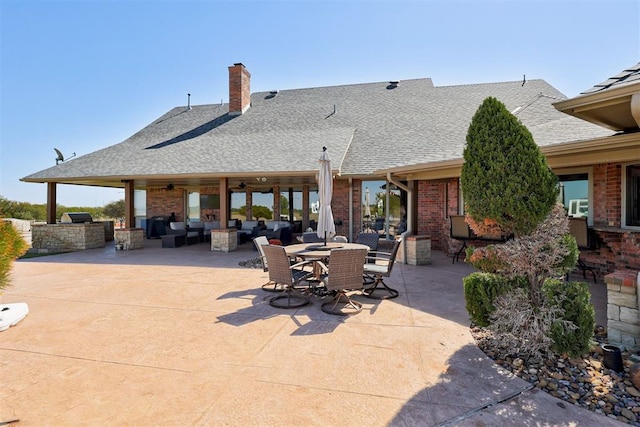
[23,76,612,183]
[580,62,640,94]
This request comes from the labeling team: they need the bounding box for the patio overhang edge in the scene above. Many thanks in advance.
[553,82,640,131]
[19,170,326,189]
[376,133,640,181]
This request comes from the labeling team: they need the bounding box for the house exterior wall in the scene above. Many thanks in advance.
[416,180,447,250]
[147,187,185,221]
[332,179,350,239]
[584,162,639,273]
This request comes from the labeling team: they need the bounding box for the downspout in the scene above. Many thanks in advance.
[348,178,353,242]
[387,173,411,264]
[385,185,390,239]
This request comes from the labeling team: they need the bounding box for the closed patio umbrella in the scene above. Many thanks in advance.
[364,188,372,218]
[317,147,336,245]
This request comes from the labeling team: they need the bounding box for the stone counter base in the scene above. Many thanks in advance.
[114,228,145,250]
[30,223,105,254]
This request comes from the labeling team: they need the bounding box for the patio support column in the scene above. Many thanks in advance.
[288,188,294,222]
[211,177,237,252]
[219,178,229,227]
[407,176,416,235]
[348,178,353,242]
[246,188,253,220]
[46,182,57,224]
[302,185,309,230]
[123,180,135,228]
[273,185,281,220]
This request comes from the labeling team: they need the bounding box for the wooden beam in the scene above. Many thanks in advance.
[123,180,135,228]
[219,178,229,228]
[46,182,56,224]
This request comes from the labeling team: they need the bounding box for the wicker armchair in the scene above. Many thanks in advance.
[253,235,286,293]
[317,248,368,316]
[363,239,401,299]
[262,245,314,308]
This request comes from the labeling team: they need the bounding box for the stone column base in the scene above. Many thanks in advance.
[404,235,431,265]
[606,270,640,350]
[114,228,145,250]
[211,229,238,252]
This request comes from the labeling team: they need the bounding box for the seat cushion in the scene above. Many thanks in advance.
[242,220,259,231]
[170,222,186,231]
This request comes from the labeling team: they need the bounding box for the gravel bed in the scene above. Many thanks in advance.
[472,325,640,425]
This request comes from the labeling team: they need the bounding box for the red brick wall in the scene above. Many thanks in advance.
[583,163,639,274]
[332,179,350,239]
[593,163,622,228]
[416,179,447,250]
[147,187,185,221]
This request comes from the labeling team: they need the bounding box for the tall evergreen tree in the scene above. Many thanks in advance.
[461,97,558,237]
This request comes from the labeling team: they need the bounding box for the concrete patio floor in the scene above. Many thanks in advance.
[0,239,622,426]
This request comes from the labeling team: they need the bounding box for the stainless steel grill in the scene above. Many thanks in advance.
[60,212,93,223]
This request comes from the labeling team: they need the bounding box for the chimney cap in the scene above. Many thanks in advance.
[233,62,245,67]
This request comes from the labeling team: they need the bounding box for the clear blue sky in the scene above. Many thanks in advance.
[1,0,638,207]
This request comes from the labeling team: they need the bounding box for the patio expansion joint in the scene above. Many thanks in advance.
[433,383,536,426]
[0,347,190,373]
[10,294,225,314]
[253,378,411,402]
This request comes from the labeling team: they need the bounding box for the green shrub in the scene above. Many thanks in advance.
[0,221,28,293]
[461,97,558,237]
[463,273,525,327]
[543,279,595,357]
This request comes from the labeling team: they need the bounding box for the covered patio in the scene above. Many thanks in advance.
[0,242,613,426]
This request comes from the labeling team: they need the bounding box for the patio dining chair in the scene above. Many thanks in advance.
[253,235,285,293]
[357,232,381,284]
[302,232,324,243]
[262,245,314,309]
[316,248,368,316]
[568,217,597,283]
[362,239,401,299]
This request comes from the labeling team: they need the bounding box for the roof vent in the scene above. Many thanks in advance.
[387,81,399,90]
[265,90,279,100]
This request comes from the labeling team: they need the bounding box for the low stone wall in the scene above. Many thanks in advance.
[114,228,145,250]
[211,229,238,252]
[606,270,640,349]
[31,223,105,254]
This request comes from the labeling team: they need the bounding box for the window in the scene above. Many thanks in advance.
[231,191,247,221]
[361,180,404,236]
[187,191,200,220]
[558,172,590,223]
[624,163,640,228]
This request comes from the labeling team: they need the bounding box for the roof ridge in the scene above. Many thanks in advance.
[435,79,547,89]
[252,77,434,95]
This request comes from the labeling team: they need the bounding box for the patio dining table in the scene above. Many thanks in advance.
[284,242,370,260]
[284,242,370,285]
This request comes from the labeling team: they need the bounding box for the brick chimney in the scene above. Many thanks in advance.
[228,63,251,116]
